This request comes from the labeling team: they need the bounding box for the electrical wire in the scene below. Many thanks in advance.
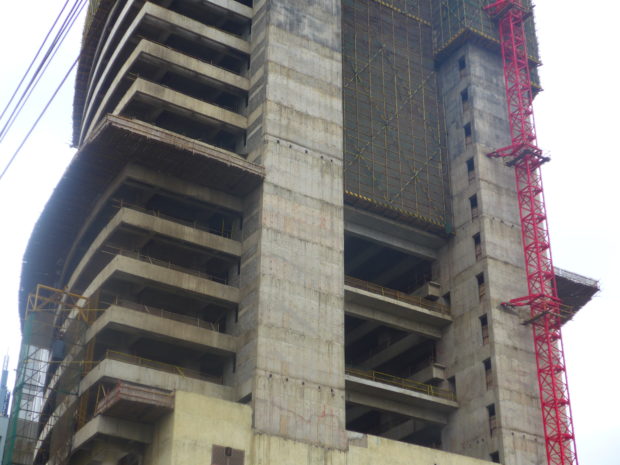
[0,57,79,182]
[0,0,71,125]
[0,0,87,145]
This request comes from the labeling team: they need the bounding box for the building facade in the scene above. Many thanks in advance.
[4,1,597,465]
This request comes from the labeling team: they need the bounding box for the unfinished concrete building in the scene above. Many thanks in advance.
[3,1,598,465]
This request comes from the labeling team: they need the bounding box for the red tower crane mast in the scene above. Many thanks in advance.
[483,1,578,465]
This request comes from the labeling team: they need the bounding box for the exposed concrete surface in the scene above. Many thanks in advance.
[80,359,233,401]
[113,78,247,130]
[67,207,241,291]
[82,255,240,305]
[345,286,452,328]
[140,391,493,465]
[247,0,347,450]
[73,415,153,450]
[85,38,250,138]
[437,44,545,464]
[86,305,237,355]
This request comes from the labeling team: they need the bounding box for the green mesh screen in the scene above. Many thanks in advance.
[342,0,450,232]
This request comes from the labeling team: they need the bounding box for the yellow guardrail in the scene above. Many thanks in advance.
[104,350,221,384]
[344,276,450,315]
[346,367,456,402]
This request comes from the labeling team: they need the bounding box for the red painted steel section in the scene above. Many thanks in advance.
[483,1,578,464]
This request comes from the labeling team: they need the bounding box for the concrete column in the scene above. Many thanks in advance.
[243,0,346,450]
[437,44,545,464]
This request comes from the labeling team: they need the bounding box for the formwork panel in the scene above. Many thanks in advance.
[342,0,450,233]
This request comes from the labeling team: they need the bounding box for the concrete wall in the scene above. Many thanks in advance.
[142,391,494,465]
[437,44,545,465]
[240,0,347,450]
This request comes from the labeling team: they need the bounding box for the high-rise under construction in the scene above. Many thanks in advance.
[3,1,598,465]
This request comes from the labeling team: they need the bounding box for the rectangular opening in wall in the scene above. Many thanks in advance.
[476,272,485,300]
[458,56,467,77]
[212,445,245,465]
[473,233,482,261]
[487,404,496,436]
[483,358,492,389]
[490,451,500,463]
[480,314,489,345]
[466,157,475,183]
[442,292,451,307]
[464,123,472,145]
[469,194,478,219]
[461,88,470,112]
[448,376,456,396]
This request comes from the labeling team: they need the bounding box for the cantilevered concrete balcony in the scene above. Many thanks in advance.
[345,368,457,426]
[93,381,174,422]
[85,39,250,139]
[345,276,451,340]
[73,415,153,451]
[80,1,250,142]
[82,254,240,306]
[67,206,241,293]
[85,304,237,356]
[113,77,247,130]
[86,352,231,394]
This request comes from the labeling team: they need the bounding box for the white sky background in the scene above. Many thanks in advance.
[0,1,618,463]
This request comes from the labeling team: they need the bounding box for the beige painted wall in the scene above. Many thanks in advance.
[143,391,494,465]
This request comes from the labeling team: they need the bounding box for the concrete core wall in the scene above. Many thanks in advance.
[246,0,347,450]
[437,43,545,465]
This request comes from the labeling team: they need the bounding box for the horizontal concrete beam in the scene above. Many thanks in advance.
[122,164,243,212]
[345,390,448,426]
[83,255,240,305]
[344,206,442,260]
[359,333,422,370]
[409,363,446,385]
[82,1,250,141]
[68,207,241,290]
[86,305,237,355]
[81,359,233,401]
[73,415,153,451]
[114,78,247,130]
[345,374,457,423]
[86,39,249,138]
[345,300,443,340]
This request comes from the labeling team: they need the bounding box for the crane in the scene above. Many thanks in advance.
[483,1,578,464]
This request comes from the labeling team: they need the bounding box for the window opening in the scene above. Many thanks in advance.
[483,358,492,389]
[480,314,489,345]
[448,376,456,395]
[458,56,467,77]
[469,194,479,219]
[477,272,486,300]
[461,88,470,112]
[474,233,482,261]
[466,157,475,183]
[487,404,497,436]
[464,123,472,145]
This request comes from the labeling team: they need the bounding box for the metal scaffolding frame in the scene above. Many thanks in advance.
[2,285,96,465]
[342,0,450,233]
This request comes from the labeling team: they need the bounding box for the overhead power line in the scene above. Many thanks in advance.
[0,0,87,182]
[0,0,87,145]
[0,57,79,182]
[0,0,72,125]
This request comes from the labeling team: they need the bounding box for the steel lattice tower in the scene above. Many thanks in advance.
[484,1,578,464]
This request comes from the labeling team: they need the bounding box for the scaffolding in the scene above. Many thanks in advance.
[342,0,450,233]
[432,0,540,86]
[2,285,97,465]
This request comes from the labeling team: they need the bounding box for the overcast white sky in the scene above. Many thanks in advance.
[0,1,618,464]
